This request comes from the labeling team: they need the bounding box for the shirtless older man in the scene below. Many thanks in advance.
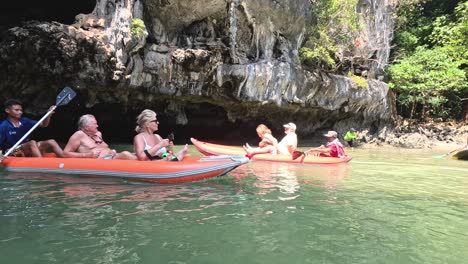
[63,114,136,160]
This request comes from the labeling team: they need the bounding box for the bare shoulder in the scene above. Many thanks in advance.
[69,130,86,140]
[264,133,277,140]
[133,133,143,141]
[64,130,85,151]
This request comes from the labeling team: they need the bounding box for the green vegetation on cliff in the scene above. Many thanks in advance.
[299,0,360,70]
[348,72,368,89]
[300,0,467,120]
[130,18,147,38]
[389,0,467,120]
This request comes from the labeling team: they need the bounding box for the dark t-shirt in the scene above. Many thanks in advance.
[0,117,37,152]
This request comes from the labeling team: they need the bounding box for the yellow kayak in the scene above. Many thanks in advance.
[452,149,468,160]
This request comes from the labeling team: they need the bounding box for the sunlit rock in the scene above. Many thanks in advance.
[0,0,398,137]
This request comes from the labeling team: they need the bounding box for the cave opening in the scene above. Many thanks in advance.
[0,0,96,32]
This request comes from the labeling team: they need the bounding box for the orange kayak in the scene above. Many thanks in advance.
[191,138,352,164]
[1,155,249,183]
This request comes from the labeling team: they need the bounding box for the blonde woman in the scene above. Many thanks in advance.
[133,109,188,161]
[243,124,278,158]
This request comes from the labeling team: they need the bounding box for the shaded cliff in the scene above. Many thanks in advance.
[0,0,397,142]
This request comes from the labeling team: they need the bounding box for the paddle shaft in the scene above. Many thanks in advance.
[4,106,56,157]
[434,147,463,158]
[443,148,461,157]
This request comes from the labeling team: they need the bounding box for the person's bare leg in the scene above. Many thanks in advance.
[21,140,42,157]
[115,151,137,160]
[244,145,273,159]
[243,144,252,155]
[243,144,255,158]
[38,139,64,157]
[175,144,188,161]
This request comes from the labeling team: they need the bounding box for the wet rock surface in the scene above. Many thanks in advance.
[354,119,468,149]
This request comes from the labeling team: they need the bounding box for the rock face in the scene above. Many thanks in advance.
[0,0,397,140]
[355,0,395,80]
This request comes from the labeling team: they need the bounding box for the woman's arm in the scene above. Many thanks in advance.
[264,133,278,154]
[156,134,173,153]
[264,133,278,146]
[133,134,148,160]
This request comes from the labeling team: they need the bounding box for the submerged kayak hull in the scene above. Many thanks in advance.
[191,138,352,164]
[1,155,249,183]
[452,149,468,160]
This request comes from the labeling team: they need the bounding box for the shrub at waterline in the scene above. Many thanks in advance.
[388,46,466,119]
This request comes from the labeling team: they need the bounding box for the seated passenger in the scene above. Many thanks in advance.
[276,122,298,155]
[305,130,345,158]
[0,99,64,159]
[133,109,188,161]
[63,114,136,160]
[243,124,278,158]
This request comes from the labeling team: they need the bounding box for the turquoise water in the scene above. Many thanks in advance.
[1,146,467,264]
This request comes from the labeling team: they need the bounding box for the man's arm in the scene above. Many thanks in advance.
[305,146,331,154]
[63,132,99,158]
[63,132,82,157]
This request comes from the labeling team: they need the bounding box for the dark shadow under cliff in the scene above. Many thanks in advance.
[0,0,95,39]
[30,102,262,146]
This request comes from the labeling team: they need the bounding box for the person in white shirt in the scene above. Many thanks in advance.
[276,122,298,155]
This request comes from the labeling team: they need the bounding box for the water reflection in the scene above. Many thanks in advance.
[1,149,468,264]
[2,161,350,223]
[230,161,350,197]
[2,172,240,218]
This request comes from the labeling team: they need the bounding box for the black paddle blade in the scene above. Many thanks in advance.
[167,132,175,142]
[56,86,76,106]
[292,151,304,160]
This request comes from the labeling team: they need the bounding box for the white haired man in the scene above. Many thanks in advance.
[63,114,136,160]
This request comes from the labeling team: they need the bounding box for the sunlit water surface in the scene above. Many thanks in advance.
[1,146,467,264]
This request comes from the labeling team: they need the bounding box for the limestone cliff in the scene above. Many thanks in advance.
[0,0,397,140]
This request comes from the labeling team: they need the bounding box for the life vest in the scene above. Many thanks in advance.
[327,138,346,158]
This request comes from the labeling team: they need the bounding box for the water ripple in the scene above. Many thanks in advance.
[1,148,468,263]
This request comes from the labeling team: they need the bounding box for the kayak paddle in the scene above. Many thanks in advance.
[433,148,462,159]
[4,86,77,157]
